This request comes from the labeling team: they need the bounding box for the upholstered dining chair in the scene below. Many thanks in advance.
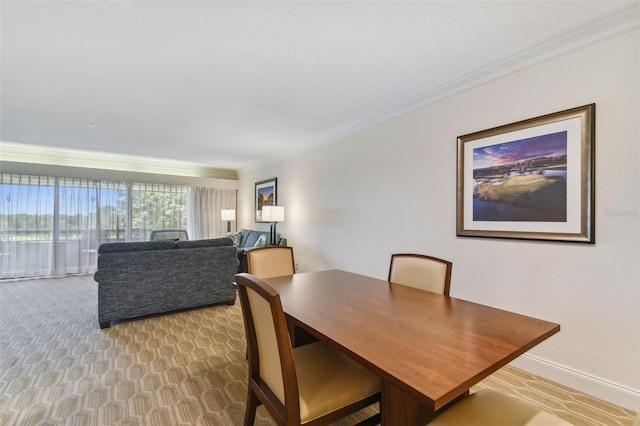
[246,246,317,348]
[235,273,381,426]
[427,388,572,426]
[246,246,295,279]
[149,228,189,241]
[388,253,452,295]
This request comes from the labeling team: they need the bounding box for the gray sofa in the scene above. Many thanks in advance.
[93,237,238,328]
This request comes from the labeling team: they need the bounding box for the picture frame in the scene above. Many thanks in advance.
[255,178,277,222]
[456,104,595,243]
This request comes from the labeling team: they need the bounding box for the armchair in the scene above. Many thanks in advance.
[149,229,189,241]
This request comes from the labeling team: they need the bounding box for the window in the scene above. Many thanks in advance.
[0,174,190,279]
[130,183,188,241]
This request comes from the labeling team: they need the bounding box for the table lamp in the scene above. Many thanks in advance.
[261,205,284,245]
[221,209,235,233]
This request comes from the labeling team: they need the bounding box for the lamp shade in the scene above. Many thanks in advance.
[262,205,284,222]
[221,209,236,221]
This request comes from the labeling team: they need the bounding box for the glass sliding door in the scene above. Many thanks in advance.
[0,174,56,279]
[97,181,128,243]
[1,173,207,279]
[57,178,95,275]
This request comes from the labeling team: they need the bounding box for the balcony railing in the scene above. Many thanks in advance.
[0,229,153,279]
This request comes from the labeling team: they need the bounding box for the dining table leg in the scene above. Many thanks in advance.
[381,380,471,425]
[381,380,433,426]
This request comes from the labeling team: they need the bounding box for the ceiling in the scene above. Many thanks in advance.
[1,1,638,173]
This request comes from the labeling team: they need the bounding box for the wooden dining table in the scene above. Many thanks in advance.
[263,269,560,425]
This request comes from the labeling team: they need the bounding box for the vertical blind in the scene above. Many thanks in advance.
[0,173,235,279]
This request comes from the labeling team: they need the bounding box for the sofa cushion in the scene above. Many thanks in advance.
[240,229,280,248]
[225,231,242,247]
[98,240,176,254]
[240,229,266,248]
[253,234,268,247]
[176,238,233,249]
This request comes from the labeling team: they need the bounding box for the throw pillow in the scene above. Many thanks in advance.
[253,234,267,248]
[225,230,242,248]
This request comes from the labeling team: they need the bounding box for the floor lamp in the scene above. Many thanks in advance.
[221,209,235,233]
[261,206,284,245]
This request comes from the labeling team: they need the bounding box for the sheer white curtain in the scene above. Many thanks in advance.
[57,179,128,274]
[1,175,126,278]
[1,173,221,279]
[1,174,56,279]
[188,187,236,240]
[57,178,99,275]
[96,181,127,243]
[0,175,118,278]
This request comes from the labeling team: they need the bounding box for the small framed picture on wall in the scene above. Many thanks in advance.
[255,178,277,222]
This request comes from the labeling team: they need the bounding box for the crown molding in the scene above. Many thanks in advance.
[324,4,640,147]
[240,4,640,173]
[0,141,238,180]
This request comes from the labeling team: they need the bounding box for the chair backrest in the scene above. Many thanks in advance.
[236,273,300,422]
[247,246,295,279]
[388,253,452,295]
[149,229,189,241]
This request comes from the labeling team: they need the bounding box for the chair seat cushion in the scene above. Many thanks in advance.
[428,388,572,426]
[293,341,381,424]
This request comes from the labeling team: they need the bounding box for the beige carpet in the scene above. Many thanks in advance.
[0,275,636,426]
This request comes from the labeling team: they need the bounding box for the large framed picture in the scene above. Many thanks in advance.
[456,104,595,243]
[255,178,277,222]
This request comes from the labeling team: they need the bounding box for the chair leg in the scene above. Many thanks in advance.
[244,387,259,426]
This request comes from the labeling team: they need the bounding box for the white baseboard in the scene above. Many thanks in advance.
[510,354,640,411]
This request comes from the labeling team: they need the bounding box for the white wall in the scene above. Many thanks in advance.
[238,29,639,410]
